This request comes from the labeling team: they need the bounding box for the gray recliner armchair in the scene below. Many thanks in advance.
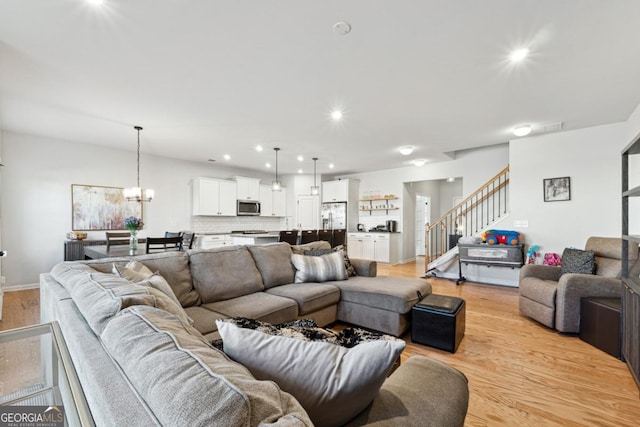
[519,237,638,333]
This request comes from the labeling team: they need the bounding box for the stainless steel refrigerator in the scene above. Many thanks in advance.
[321,202,347,230]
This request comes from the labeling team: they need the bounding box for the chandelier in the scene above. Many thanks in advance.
[124,126,154,202]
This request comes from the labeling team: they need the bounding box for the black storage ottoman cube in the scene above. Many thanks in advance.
[579,297,621,358]
[411,294,465,353]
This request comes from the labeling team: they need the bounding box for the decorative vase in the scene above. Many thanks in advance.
[129,230,138,251]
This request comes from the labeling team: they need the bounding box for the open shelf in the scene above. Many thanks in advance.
[359,197,399,215]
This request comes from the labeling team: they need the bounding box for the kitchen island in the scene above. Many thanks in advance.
[230,231,280,246]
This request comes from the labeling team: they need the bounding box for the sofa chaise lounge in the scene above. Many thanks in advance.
[40,241,470,426]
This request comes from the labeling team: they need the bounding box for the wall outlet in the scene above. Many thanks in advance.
[514,220,529,228]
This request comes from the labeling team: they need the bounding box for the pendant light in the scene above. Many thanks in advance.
[124,126,154,202]
[272,147,282,191]
[311,157,320,195]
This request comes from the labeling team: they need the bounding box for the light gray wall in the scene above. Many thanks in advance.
[508,122,625,255]
[0,131,283,287]
[336,143,509,262]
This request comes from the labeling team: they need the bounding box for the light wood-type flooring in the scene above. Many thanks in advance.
[2,261,640,426]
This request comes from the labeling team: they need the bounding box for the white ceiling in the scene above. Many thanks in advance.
[1,0,640,175]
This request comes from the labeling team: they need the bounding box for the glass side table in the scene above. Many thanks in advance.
[0,322,94,426]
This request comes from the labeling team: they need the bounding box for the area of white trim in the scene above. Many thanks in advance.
[3,283,40,292]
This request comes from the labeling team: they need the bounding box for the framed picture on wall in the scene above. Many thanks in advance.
[72,184,142,230]
[543,177,571,202]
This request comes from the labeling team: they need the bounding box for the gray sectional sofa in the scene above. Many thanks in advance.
[40,241,469,426]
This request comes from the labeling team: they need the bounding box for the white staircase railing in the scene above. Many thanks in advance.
[425,165,510,272]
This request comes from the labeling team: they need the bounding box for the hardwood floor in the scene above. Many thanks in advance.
[0,288,40,331]
[377,260,640,427]
[2,263,639,426]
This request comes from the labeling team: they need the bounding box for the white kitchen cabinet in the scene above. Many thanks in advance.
[347,233,363,257]
[322,179,359,203]
[193,178,237,216]
[297,195,320,229]
[372,233,390,263]
[197,234,232,249]
[348,233,374,260]
[260,185,287,217]
[234,177,260,201]
[347,232,399,263]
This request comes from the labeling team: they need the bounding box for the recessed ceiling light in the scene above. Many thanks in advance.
[256,145,263,152]
[413,159,426,167]
[298,169,303,174]
[510,48,529,62]
[513,125,532,137]
[399,146,413,156]
[446,177,455,183]
[87,0,105,5]
[265,162,271,168]
[223,154,230,161]
[328,163,335,169]
[331,110,343,121]
[297,155,304,162]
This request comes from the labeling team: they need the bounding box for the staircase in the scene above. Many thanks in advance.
[425,165,510,272]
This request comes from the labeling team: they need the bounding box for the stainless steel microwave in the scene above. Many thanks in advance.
[237,200,261,216]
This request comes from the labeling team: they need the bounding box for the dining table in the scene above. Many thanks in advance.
[83,245,152,259]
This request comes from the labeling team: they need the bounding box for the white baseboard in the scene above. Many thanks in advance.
[3,283,40,292]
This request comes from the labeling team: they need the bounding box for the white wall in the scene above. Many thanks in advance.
[508,123,625,255]
[0,131,286,287]
[335,143,509,261]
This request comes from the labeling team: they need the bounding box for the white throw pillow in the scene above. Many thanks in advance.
[291,250,348,283]
[216,319,405,427]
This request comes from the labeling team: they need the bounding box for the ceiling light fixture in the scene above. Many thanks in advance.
[272,147,282,191]
[331,110,343,121]
[223,154,231,160]
[124,126,154,202]
[255,145,263,152]
[87,0,105,5]
[510,48,529,62]
[413,159,426,167]
[399,146,413,155]
[328,163,335,169]
[311,157,320,195]
[513,125,532,137]
[297,155,304,162]
[446,177,456,183]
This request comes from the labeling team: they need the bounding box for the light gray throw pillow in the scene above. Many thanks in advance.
[216,319,405,426]
[291,250,348,283]
[102,306,312,427]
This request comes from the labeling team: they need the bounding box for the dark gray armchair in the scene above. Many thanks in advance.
[519,237,638,333]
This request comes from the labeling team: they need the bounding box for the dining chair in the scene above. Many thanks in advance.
[105,232,131,251]
[317,229,333,247]
[332,229,346,248]
[164,231,182,238]
[278,230,299,245]
[181,232,195,250]
[146,236,183,253]
[299,230,318,244]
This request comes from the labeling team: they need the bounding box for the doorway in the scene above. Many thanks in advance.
[415,195,430,256]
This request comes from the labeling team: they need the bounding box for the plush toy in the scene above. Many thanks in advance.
[526,244,540,264]
[543,253,562,266]
[483,229,521,245]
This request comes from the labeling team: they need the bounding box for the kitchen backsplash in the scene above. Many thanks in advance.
[192,216,287,233]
